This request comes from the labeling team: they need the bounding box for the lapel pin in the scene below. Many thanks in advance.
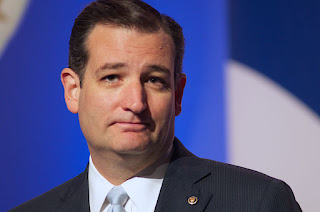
[188,196,198,205]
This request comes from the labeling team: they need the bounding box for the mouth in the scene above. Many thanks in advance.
[113,122,149,131]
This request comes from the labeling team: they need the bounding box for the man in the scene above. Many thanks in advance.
[10,0,301,211]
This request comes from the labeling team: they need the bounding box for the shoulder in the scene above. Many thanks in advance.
[8,170,88,212]
[172,139,279,186]
[172,138,298,197]
[173,154,277,186]
[202,157,276,184]
[181,156,302,211]
[170,139,301,211]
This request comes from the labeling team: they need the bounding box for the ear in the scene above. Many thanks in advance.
[175,73,186,116]
[61,68,81,114]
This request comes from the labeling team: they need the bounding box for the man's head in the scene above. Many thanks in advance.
[61,0,186,172]
[68,0,185,85]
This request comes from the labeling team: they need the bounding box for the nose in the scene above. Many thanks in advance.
[121,81,147,114]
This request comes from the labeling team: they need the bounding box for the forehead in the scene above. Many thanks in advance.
[85,24,175,64]
[82,24,177,85]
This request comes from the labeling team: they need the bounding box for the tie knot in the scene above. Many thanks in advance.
[107,186,129,206]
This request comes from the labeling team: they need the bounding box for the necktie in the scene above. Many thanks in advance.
[107,186,129,212]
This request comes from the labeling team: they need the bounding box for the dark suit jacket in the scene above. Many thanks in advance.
[9,139,302,211]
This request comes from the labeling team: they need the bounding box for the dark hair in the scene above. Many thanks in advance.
[69,0,185,85]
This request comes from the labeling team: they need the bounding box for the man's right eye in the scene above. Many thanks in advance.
[102,75,119,82]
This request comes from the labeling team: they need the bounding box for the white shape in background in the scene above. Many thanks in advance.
[0,0,30,58]
[226,60,320,212]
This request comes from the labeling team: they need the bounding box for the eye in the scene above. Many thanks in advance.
[146,76,169,90]
[147,77,165,84]
[102,74,119,83]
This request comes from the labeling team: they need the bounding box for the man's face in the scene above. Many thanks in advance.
[62,25,185,159]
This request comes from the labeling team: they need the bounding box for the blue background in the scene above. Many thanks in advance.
[230,0,320,117]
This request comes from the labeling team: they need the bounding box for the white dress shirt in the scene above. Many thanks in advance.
[88,149,172,212]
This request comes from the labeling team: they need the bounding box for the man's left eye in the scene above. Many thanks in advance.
[147,77,165,84]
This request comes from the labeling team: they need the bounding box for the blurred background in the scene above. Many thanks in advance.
[0,0,319,211]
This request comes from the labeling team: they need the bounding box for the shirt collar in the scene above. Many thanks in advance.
[88,146,173,212]
[88,156,114,212]
[122,161,169,211]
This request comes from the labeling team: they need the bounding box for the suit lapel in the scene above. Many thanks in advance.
[155,139,213,212]
[57,167,90,212]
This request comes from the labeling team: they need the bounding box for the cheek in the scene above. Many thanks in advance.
[148,93,175,121]
[78,89,117,126]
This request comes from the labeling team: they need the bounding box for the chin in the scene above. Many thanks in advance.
[112,134,155,155]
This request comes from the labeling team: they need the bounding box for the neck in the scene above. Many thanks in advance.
[89,143,173,185]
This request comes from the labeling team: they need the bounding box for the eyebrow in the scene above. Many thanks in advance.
[95,63,126,74]
[148,65,171,76]
[95,62,171,76]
